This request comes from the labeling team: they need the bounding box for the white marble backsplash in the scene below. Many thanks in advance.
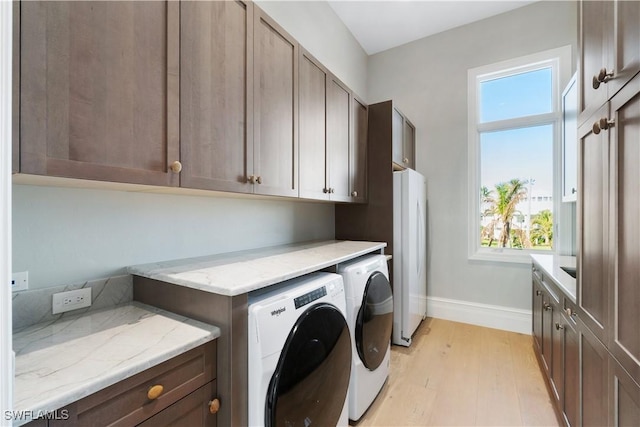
[12,275,132,332]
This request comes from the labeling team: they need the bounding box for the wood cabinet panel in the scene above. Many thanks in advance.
[392,108,404,167]
[180,0,252,193]
[326,75,351,202]
[610,74,640,384]
[542,292,553,374]
[253,9,298,197]
[403,119,415,169]
[138,380,217,427]
[612,359,640,427]
[19,1,179,186]
[12,1,19,173]
[579,0,613,123]
[298,50,328,200]
[610,0,640,99]
[578,104,610,342]
[580,321,609,427]
[564,319,579,427]
[532,275,543,352]
[551,304,564,402]
[350,96,368,203]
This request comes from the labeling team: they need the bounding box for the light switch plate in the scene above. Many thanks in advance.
[52,288,92,314]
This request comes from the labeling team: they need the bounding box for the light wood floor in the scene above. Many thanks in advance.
[355,318,561,426]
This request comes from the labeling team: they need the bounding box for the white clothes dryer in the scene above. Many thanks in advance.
[248,273,351,427]
[337,254,393,421]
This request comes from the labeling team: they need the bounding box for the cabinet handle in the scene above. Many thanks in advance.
[323,188,330,194]
[403,158,409,164]
[535,290,542,296]
[592,67,614,89]
[247,175,256,184]
[208,398,221,414]
[592,117,614,135]
[147,384,164,400]
[544,303,551,311]
[351,190,358,197]
[565,307,573,316]
[555,323,564,330]
[330,188,335,194]
[256,176,262,184]
[169,161,182,174]
[571,187,577,194]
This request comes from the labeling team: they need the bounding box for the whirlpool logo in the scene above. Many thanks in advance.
[271,307,286,317]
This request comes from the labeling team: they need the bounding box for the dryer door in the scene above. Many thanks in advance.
[356,271,393,370]
[266,303,351,427]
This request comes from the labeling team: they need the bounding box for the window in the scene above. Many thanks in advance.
[468,46,572,263]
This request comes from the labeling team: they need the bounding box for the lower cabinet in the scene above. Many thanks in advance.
[32,341,218,427]
[611,357,640,426]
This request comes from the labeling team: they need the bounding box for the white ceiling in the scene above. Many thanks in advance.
[328,0,537,55]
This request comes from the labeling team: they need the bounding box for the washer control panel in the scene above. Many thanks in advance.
[294,286,327,309]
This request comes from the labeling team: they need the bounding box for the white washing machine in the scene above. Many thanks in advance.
[248,273,351,427]
[337,254,393,421]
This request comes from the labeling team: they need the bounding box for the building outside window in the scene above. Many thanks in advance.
[468,46,572,263]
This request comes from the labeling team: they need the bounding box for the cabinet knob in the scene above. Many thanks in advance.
[208,398,221,414]
[330,188,335,194]
[247,175,256,184]
[403,158,409,164]
[256,176,262,184]
[170,161,182,174]
[535,290,542,296]
[555,322,564,330]
[571,187,577,194]
[544,303,551,311]
[351,190,358,197]
[592,117,614,135]
[147,384,164,400]
[323,188,330,194]
[565,307,573,316]
[592,67,614,89]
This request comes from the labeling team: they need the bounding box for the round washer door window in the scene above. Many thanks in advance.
[266,303,351,427]
[356,271,393,370]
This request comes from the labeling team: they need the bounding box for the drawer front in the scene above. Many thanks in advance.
[56,341,216,427]
[137,380,217,427]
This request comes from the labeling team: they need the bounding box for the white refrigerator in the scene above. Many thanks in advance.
[392,168,427,347]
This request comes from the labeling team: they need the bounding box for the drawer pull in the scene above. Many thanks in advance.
[147,385,164,400]
[208,398,221,414]
[544,303,551,311]
[555,323,564,330]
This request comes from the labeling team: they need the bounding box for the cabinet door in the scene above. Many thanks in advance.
[391,108,404,167]
[577,104,610,343]
[138,381,217,427]
[20,1,180,186]
[403,119,415,169]
[253,8,298,197]
[180,0,253,193]
[610,0,640,98]
[551,303,564,403]
[542,292,553,374]
[610,74,640,384]
[532,270,544,352]
[579,0,613,123]
[580,319,609,427]
[611,358,640,427]
[350,95,368,203]
[564,318,579,427]
[562,73,579,202]
[326,75,351,202]
[298,50,328,200]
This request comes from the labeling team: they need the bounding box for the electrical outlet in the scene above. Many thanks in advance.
[11,271,28,292]
[52,288,92,314]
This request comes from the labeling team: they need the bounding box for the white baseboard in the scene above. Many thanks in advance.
[427,296,531,335]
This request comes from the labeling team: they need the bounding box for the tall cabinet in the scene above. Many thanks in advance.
[335,100,416,285]
[576,0,640,425]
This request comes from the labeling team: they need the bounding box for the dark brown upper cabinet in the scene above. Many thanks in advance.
[298,49,329,200]
[326,74,352,202]
[579,0,640,125]
[350,95,368,203]
[391,106,415,170]
[18,1,180,186]
[180,0,253,193]
[253,7,299,198]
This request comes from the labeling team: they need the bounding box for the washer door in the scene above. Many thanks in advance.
[356,271,393,370]
[265,303,351,427]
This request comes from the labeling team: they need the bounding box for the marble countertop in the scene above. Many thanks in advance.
[531,254,577,302]
[128,240,387,296]
[13,302,220,426]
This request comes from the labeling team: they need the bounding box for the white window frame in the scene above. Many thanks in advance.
[467,46,572,264]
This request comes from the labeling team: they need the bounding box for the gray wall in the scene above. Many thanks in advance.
[13,1,365,290]
[367,1,578,310]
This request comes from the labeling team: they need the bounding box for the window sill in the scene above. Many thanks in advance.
[469,249,553,265]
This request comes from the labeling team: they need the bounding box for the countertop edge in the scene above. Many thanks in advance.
[530,254,577,303]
